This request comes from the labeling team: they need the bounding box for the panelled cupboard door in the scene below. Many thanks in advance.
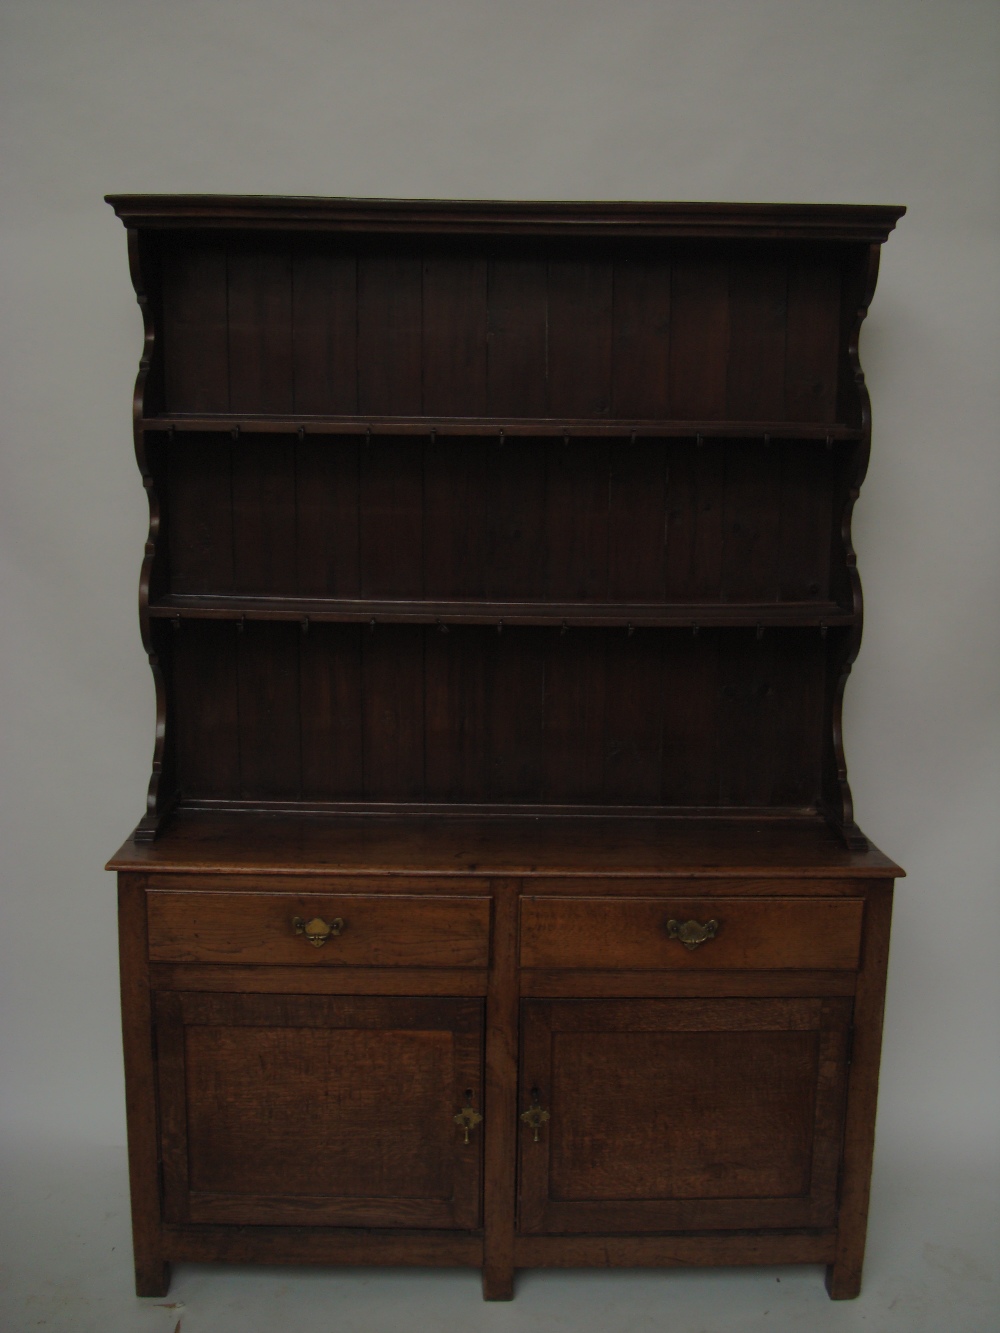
[518,997,851,1234]
[154,993,483,1229]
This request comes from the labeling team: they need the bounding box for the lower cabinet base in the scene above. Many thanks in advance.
[137,1226,861,1302]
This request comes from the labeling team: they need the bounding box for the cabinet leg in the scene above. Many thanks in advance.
[134,1256,171,1298]
[825,1260,861,1300]
[482,1264,515,1301]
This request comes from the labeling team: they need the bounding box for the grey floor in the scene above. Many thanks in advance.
[1,1142,995,1333]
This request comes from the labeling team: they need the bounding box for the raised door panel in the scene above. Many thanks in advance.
[518,997,851,1234]
[155,993,483,1229]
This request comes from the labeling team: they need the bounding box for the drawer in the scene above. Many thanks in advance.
[520,897,864,971]
[147,891,491,967]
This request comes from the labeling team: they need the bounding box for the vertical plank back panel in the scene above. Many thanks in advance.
[608,440,668,601]
[612,255,672,418]
[299,623,364,799]
[542,629,607,801]
[362,625,426,799]
[295,436,361,597]
[726,254,788,420]
[661,631,721,805]
[424,627,491,801]
[161,243,229,412]
[227,245,294,413]
[777,444,834,603]
[721,441,782,602]
[171,622,240,797]
[291,248,358,415]
[231,436,297,595]
[357,252,423,414]
[603,629,664,803]
[486,440,547,601]
[486,258,548,417]
[236,622,301,799]
[422,255,489,416]
[663,442,726,601]
[785,252,841,423]
[167,436,234,594]
[424,440,489,598]
[547,258,614,417]
[545,441,610,601]
[359,437,424,597]
[488,629,544,802]
[669,256,729,419]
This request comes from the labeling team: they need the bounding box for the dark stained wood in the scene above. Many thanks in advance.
[145,414,863,439]
[359,437,423,597]
[226,244,294,413]
[149,594,853,629]
[236,622,300,799]
[607,440,669,601]
[362,624,425,799]
[117,875,169,1296]
[166,435,234,594]
[357,251,423,415]
[107,196,906,243]
[727,252,787,419]
[160,242,228,412]
[542,629,606,802]
[424,626,490,801]
[298,623,364,800]
[611,254,672,418]
[422,254,488,415]
[827,880,894,1298]
[291,247,358,414]
[518,997,851,1234]
[155,992,483,1229]
[669,256,729,419]
[544,441,610,600]
[147,890,491,967]
[485,258,548,417]
[109,813,902,880]
[423,440,489,598]
[785,252,841,422]
[149,963,488,995]
[482,880,519,1300]
[162,1224,483,1266]
[603,629,664,802]
[547,257,614,417]
[485,440,547,600]
[521,969,856,998]
[519,896,864,971]
[109,198,903,1301]
[171,622,240,797]
[231,436,297,595]
[294,436,361,597]
[514,1232,837,1266]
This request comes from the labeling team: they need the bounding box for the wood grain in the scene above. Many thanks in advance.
[147,891,491,967]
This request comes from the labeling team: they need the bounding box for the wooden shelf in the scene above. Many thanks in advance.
[108,809,901,879]
[149,595,854,629]
[141,415,860,442]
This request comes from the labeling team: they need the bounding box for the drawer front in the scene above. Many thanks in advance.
[520,896,863,971]
[148,891,490,967]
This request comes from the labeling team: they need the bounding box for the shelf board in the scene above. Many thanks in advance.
[149,596,854,629]
[140,415,860,442]
[107,808,902,878]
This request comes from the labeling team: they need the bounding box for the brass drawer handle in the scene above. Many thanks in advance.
[520,1087,550,1144]
[666,917,719,951]
[453,1091,482,1145]
[292,915,344,947]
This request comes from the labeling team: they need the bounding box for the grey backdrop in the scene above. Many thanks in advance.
[1,2,997,1329]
